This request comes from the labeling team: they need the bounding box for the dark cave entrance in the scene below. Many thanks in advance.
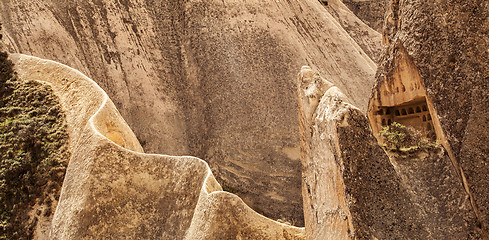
[373,97,436,141]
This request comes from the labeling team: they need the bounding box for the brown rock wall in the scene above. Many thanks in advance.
[299,67,481,239]
[1,0,379,225]
[13,54,304,239]
[375,0,489,235]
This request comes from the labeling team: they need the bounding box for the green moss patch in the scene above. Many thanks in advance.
[0,28,70,239]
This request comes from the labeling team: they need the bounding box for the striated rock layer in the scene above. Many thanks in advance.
[1,0,380,224]
[12,53,305,239]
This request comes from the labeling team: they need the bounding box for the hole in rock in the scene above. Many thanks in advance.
[372,98,436,139]
[367,46,439,143]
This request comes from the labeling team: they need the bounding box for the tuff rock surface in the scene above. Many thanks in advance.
[297,0,488,239]
[12,53,305,239]
[372,0,489,236]
[0,0,380,224]
[342,0,386,33]
[298,66,482,239]
[2,0,488,239]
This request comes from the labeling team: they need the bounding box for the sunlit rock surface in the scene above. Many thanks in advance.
[298,67,481,239]
[1,0,379,224]
[12,53,304,239]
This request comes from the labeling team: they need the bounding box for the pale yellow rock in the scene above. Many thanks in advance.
[1,1,379,223]
[12,54,304,240]
[298,67,354,240]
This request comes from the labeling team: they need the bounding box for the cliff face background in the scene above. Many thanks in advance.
[0,0,380,225]
[2,0,488,239]
[377,0,489,234]
[296,0,489,239]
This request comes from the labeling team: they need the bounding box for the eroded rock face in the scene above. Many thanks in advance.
[374,0,489,236]
[342,0,386,33]
[368,45,437,143]
[299,74,418,239]
[299,67,481,239]
[12,54,304,239]
[388,148,480,239]
[1,0,378,224]
[319,0,383,61]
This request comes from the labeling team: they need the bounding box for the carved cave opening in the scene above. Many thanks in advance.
[368,47,439,144]
[373,97,436,141]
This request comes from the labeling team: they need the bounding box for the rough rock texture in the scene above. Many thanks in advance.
[185,192,305,240]
[12,53,305,239]
[298,67,480,239]
[1,0,379,224]
[388,148,480,239]
[299,71,417,239]
[342,0,386,33]
[317,0,383,60]
[374,0,489,236]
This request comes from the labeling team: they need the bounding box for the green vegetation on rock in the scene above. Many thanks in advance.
[0,24,70,239]
[380,122,437,151]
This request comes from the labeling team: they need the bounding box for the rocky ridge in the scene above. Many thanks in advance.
[12,53,305,239]
[0,0,380,224]
[298,65,481,239]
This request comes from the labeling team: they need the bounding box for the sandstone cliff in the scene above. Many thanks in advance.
[12,53,305,239]
[370,0,489,236]
[298,66,481,239]
[0,0,380,224]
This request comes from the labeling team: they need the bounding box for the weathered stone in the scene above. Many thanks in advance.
[373,0,489,236]
[341,0,387,33]
[12,54,304,239]
[388,148,480,239]
[299,75,418,239]
[185,192,305,240]
[319,0,383,61]
[299,67,481,239]
[1,0,379,224]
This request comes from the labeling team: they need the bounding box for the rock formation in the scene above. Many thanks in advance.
[0,0,380,224]
[319,0,383,61]
[298,66,481,239]
[341,0,386,33]
[3,0,488,239]
[297,0,488,239]
[371,0,489,237]
[12,53,305,239]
